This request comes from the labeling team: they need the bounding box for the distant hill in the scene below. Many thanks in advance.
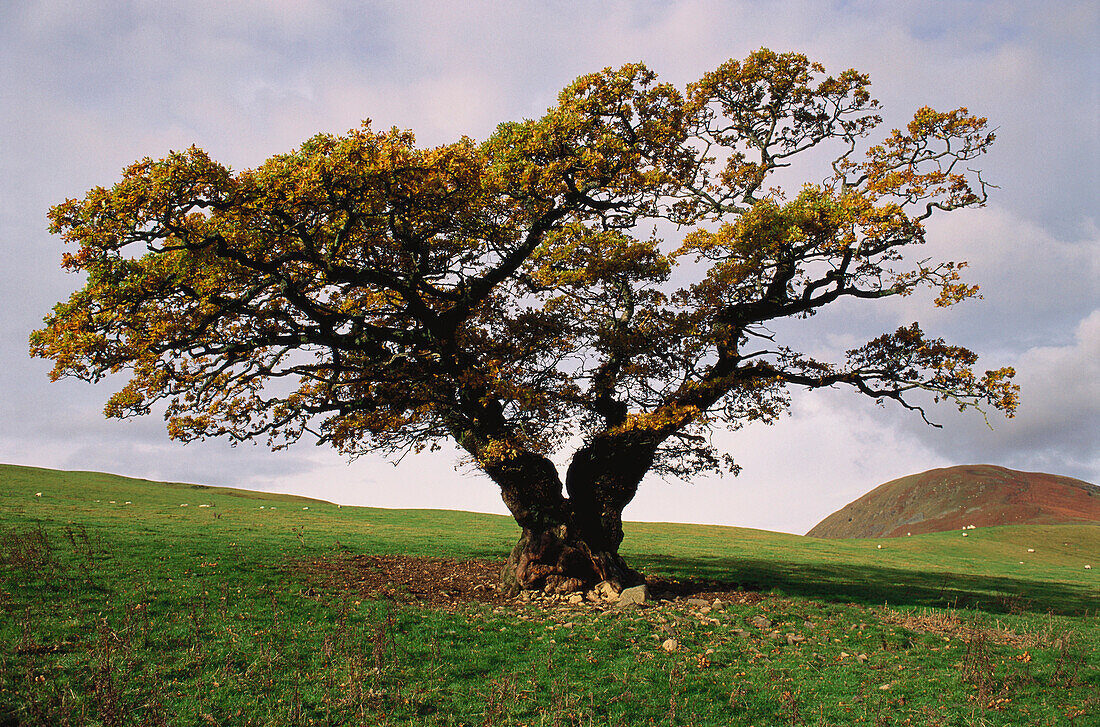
[807,465,1100,539]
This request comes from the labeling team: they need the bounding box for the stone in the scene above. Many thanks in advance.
[686,598,709,608]
[661,638,678,652]
[750,615,772,629]
[567,593,584,605]
[595,580,621,602]
[616,584,649,609]
[734,629,752,639]
[786,633,805,646]
[711,598,723,608]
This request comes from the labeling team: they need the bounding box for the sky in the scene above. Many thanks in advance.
[1,1,1097,535]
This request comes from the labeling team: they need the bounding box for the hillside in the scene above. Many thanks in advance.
[3,463,1098,725]
[807,464,1100,539]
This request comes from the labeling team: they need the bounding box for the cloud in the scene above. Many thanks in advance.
[629,389,951,534]
[1,1,1097,535]
[900,309,1100,483]
[832,205,1100,353]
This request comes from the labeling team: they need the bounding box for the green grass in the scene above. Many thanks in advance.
[2,463,1098,725]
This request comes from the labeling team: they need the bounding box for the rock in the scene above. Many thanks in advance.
[686,598,709,608]
[750,615,772,629]
[595,580,621,602]
[786,633,805,646]
[712,598,723,608]
[856,653,868,663]
[616,584,649,609]
[735,629,752,639]
[567,593,584,605]
[661,638,678,652]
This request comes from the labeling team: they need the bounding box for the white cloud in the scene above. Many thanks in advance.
[629,389,950,534]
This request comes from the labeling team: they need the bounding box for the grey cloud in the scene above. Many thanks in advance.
[906,310,1100,483]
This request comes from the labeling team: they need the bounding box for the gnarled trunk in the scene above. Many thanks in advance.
[500,512,643,595]
[496,434,657,595]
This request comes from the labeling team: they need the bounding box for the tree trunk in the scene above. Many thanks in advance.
[454,421,651,595]
[496,435,656,595]
[499,510,644,596]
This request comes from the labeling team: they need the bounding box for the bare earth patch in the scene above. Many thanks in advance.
[291,553,513,607]
[289,553,765,610]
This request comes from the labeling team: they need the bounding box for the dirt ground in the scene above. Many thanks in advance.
[290,552,765,610]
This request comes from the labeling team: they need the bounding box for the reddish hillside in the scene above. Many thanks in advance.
[806,465,1100,539]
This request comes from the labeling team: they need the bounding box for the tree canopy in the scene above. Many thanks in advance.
[32,50,1017,592]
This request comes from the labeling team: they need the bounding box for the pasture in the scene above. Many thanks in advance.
[1,464,1097,725]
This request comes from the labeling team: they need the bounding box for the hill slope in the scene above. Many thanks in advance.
[807,464,1100,539]
[3,464,1099,725]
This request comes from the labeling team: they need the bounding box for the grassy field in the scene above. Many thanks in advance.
[1,463,1097,726]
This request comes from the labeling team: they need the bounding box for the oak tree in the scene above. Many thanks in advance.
[32,50,1017,593]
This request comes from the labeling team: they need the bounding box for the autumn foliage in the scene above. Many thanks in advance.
[32,50,1017,592]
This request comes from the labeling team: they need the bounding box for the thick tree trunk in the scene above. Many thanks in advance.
[451,418,652,595]
[499,511,644,595]
[497,434,657,595]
